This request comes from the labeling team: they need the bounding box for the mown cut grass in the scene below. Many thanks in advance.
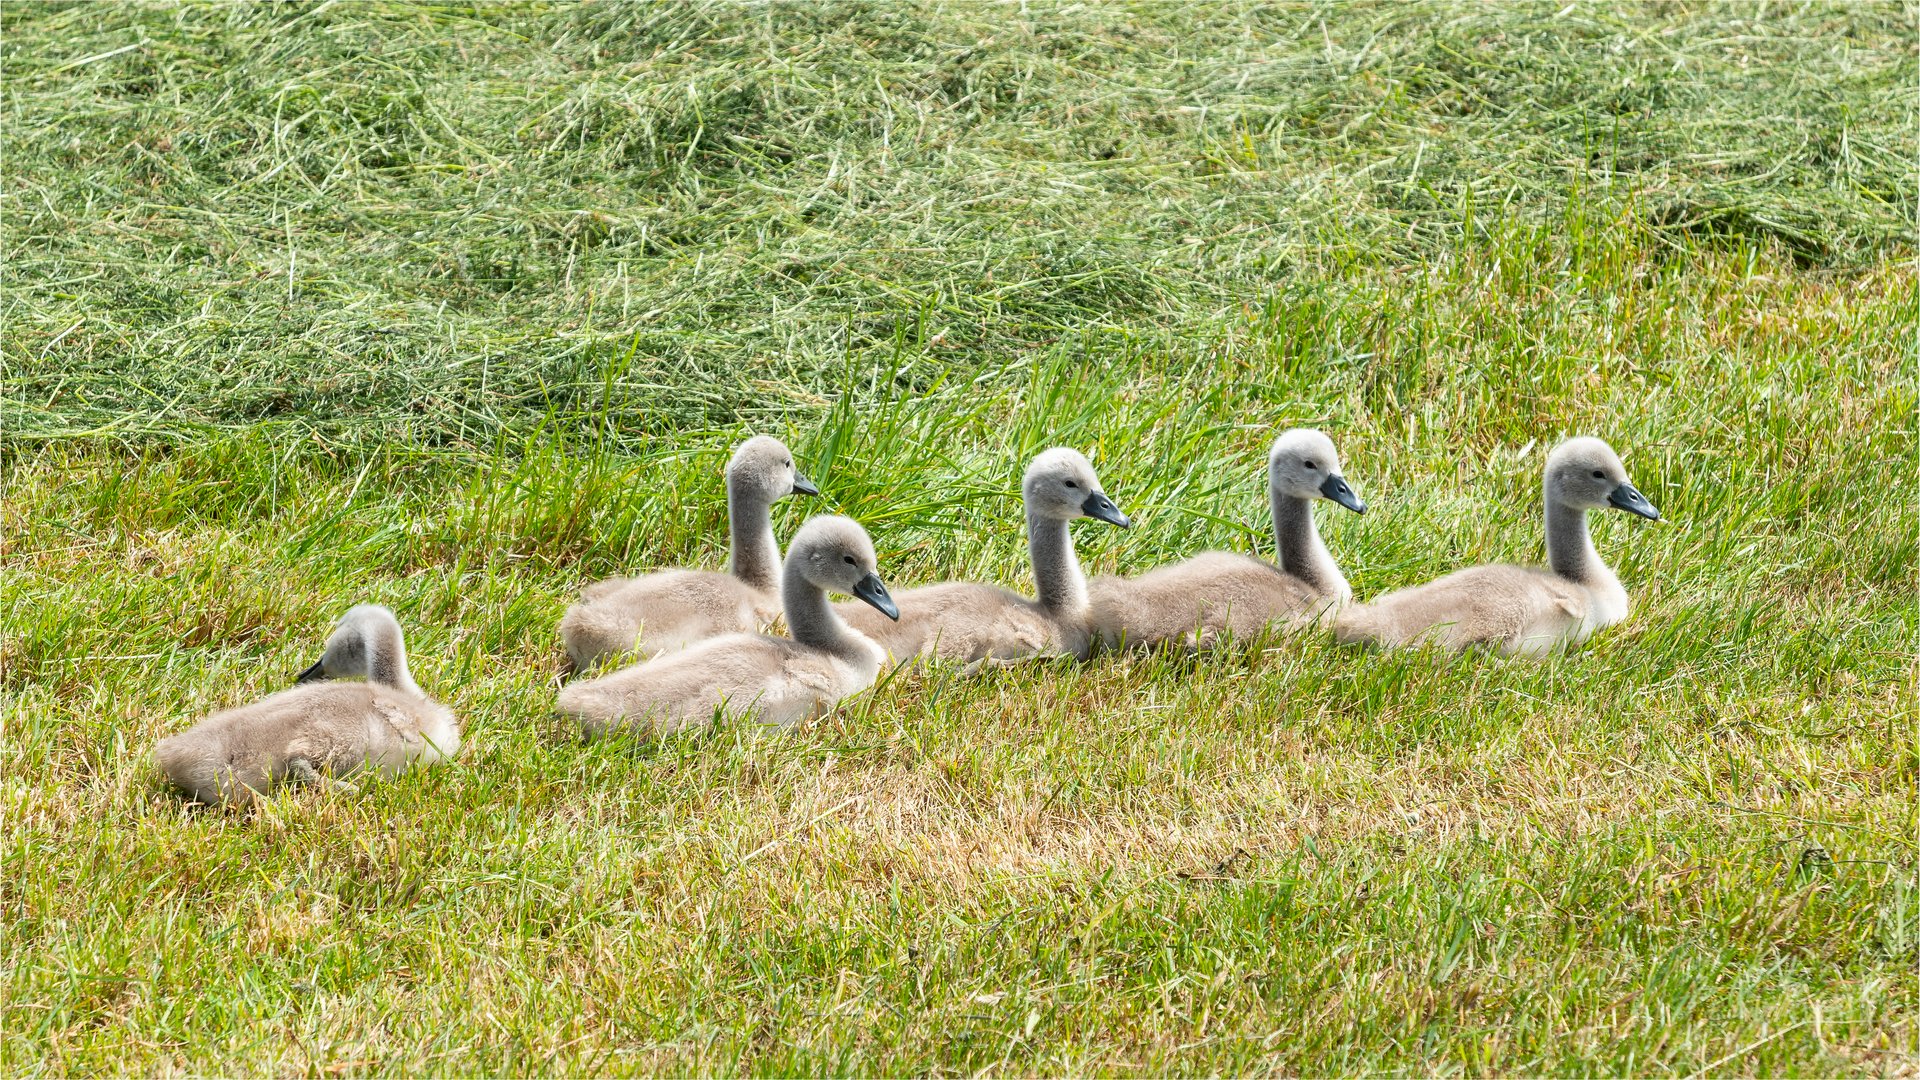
[3,1,1916,1075]
[5,1,1912,443]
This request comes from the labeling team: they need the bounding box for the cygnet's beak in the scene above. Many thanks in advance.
[852,571,900,621]
[294,659,330,684]
[1608,481,1660,520]
[791,473,821,497]
[1080,491,1132,529]
[1319,474,1366,514]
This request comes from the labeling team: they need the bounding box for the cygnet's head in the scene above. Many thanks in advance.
[1021,448,1131,528]
[727,435,819,503]
[785,515,898,620]
[1268,429,1365,514]
[1544,437,1660,520]
[295,604,404,683]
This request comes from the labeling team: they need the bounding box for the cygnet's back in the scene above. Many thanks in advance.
[1090,551,1326,652]
[560,436,818,669]
[1090,429,1365,652]
[156,605,459,806]
[1334,437,1660,656]
[1334,563,1592,657]
[838,579,1057,664]
[836,448,1131,666]
[558,515,899,737]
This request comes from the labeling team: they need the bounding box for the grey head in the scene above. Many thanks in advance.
[786,514,898,620]
[294,604,410,686]
[1268,428,1365,514]
[1021,447,1131,528]
[1544,437,1660,520]
[728,435,819,501]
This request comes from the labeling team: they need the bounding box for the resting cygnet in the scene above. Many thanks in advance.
[560,435,819,670]
[836,448,1131,666]
[557,515,899,737]
[1090,428,1366,652]
[1334,436,1660,656]
[156,605,460,807]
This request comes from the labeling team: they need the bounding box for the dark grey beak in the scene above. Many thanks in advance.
[1080,491,1132,529]
[851,570,899,621]
[294,659,329,684]
[1319,473,1366,514]
[1608,481,1660,521]
[791,473,820,497]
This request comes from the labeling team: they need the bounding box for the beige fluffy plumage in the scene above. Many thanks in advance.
[1334,436,1660,656]
[557,515,899,737]
[156,605,459,806]
[559,436,818,669]
[835,448,1131,666]
[1089,428,1365,652]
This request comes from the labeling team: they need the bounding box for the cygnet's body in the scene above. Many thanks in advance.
[156,605,459,806]
[557,515,899,737]
[836,448,1131,666]
[1334,437,1660,656]
[560,436,818,670]
[1089,429,1366,652]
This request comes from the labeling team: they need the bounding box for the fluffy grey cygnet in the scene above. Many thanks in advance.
[156,605,460,807]
[559,435,819,670]
[1334,436,1660,656]
[836,448,1131,666]
[1089,428,1364,652]
[557,515,899,737]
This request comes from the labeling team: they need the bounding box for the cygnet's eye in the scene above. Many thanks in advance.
[842,555,855,565]
[1303,460,1318,471]
[1064,480,1079,489]
[1591,469,1605,479]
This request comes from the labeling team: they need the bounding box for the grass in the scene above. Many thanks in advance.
[2,1,1915,1074]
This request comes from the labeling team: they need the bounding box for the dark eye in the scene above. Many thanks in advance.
[842,555,855,565]
[1592,470,1605,479]
[1303,460,1318,471]
[1064,480,1078,489]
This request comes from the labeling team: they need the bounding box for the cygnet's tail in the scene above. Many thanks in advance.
[1330,603,1392,648]
[156,733,254,808]
[555,680,649,740]
[558,600,643,671]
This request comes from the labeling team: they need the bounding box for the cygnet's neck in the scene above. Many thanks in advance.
[1271,486,1350,601]
[1028,509,1087,615]
[728,482,780,592]
[782,564,870,660]
[1546,493,1627,616]
[363,622,422,697]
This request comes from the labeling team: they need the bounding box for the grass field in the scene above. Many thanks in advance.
[4,1,1916,1074]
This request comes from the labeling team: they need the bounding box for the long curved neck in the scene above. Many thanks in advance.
[1547,492,1629,625]
[1546,496,1615,590]
[364,623,421,696]
[1029,510,1086,615]
[782,566,864,658]
[727,483,779,591]
[1271,486,1349,601]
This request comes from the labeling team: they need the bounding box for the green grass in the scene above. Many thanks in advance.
[3,1,1915,1074]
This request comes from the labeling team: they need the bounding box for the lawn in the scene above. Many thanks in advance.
[3,1,1915,1074]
